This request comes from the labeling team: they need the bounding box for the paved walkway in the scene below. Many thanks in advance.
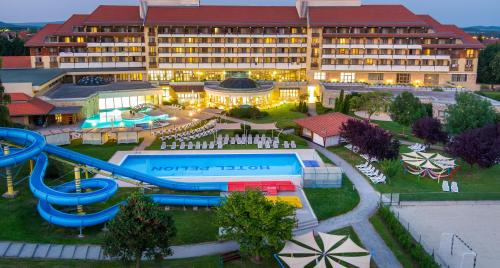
[133,132,156,151]
[307,103,318,116]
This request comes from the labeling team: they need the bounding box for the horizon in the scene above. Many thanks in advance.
[0,0,499,27]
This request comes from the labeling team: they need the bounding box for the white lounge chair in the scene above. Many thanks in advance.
[291,141,297,149]
[209,141,215,149]
[442,181,450,192]
[451,181,459,193]
[284,141,290,149]
[217,142,223,150]
[170,142,177,150]
[265,141,271,149]
[257,142,263,149]
[180,142,186,150]
[356,162,370,169]
[202,141,208,150]
[230,137,236,145]
[188,142,193,150]
[273,142,279,149]
[195,141,201,150]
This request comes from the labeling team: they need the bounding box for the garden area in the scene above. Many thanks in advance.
[230,103,307,129]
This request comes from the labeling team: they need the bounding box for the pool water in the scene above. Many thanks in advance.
[121,154,303,178]
[81,109,169,129]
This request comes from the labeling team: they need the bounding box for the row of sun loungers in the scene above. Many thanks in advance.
[160,136,297,150]
[409,143,427,152]
[442,180,459,193]
[356,162,386,184]
[345,144,378,162]
[161,140,225,150]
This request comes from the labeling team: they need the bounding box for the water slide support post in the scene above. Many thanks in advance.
[74,166,84,215]
[2,146,18,198]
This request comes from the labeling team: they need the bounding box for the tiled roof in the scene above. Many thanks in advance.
[417,15,484,48]
[7,96,55,116]
[146,5,306,26]
[308,5,428,27]
[25,24,61,47]
[7,93,31,102]
[294,112,357,138]
[1,56,32,69]
[85,5,142,25]
[54,14,89,35]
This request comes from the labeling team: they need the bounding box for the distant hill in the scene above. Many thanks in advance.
[462,26,500,33]
[0,21,64,30]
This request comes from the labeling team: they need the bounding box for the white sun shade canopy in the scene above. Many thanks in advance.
[293,232,322,252]
[279,256,318,268]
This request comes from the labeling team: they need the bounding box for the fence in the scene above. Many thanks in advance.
[382,192,500,204]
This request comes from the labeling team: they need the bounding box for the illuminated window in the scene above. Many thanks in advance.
[466,49,475,58]
[340,73,355,83]
[314,72,326,80]
[338,38,347,44]
[279,88,299,99]
[423,49,432,56]
[64,37,71,43]
[368,73,384,81]
[365,59,374,65]
[396,73,411,84]
[338,48,347,55]
[351,48,359,55]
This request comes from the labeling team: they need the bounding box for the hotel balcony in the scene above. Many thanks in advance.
[321,64,450,72]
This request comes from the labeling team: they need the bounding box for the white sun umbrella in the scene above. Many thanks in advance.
[277,231,371,268]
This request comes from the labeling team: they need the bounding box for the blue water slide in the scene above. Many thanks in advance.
[0,127,226,228]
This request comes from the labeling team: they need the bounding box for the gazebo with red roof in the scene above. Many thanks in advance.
[294,112,356,147]
[6,93,55,126]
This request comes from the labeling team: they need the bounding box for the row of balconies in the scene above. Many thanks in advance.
[157,34,308,38]
[156,63,306,69]
[60,52,145,57]
[59,62,146,69]
[156,43,307,48]
[322,54,451,60]
[156,53,306,58]
[322,44,423,49]
[86,43,145,47]
[321,65,450,72]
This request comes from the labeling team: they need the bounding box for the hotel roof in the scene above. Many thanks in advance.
[6,94,55,116]
[25,24,62,47]
[308,5,427,27]
[145,5,306,26]
[0,56,32,69]
[294,112,357,138]
[85,5,142,25]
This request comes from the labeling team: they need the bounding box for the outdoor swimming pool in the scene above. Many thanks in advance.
[81,109,169,129]
[120,153,303,178]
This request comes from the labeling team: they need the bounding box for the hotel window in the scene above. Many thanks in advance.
[76,37,85,43]
[424,74,439,85]
[314,72,326,81]
[451,74,467,82]
[364,59,374,65]
[396,73,411,84]
[351,48,359,55]
[340,73,356,83]
[368,73,384,81]
[466,49,475,58]
[338,48,347,55]
[64,37,71,43]
[280,88,299,99]
[338,38,347,44]
[423,49,432,56]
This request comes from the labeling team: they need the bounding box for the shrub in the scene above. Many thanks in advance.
[228,106,266,119]
[377,206,439,268]
[412,117,448,145]
[379,159,400,180]
[316,102,332,115]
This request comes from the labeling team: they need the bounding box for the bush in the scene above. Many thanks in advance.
[316,102,332,115]
[228,106,266,119]
[377,206,439,268]
[379,159,400,180]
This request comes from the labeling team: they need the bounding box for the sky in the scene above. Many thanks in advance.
[0,0,498,27]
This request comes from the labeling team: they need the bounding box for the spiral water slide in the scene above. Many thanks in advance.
[0,128,226,228]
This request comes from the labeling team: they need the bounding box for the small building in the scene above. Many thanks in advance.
[115,127,142,144]
[82,129,110,145]
[6,93,55,126]
[294,112,356,147]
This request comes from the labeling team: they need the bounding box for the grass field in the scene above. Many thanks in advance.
[478,91,500,101]
[304,176,360,220]
[328,145,500,201]
[248,103,307,129]
[371,120,422,143]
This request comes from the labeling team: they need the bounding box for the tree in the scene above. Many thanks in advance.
[216,191,295,263]
[477,43,500,86]
[446,124,500,169]
[349,91,391,122]
[445,92,497,135]
[412,117,448,146]
[333,89,352,114]
[103,192,176,268]
[0,79,11,127]
[389,92,427,136]
[340,119,400,161]
[0,37,28,56]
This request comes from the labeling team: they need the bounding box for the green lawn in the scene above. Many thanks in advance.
[248,103,307,129]
[328,145,500,201]
[370,212,418,268]
[478,91,500,101]
[304,176,360,221]
[315,150,334,165]
[146,130,309,150]
[62,139,141,161]
[371,120,422,143]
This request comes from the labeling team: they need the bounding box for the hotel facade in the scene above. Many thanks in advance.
[13,0,484,111]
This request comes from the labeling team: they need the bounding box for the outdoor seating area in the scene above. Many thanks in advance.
[401,152,458,180]
[356,162,387,184]
[159,132,298,151]
[409,143,427,152]
[154,119,217,141]
[345,144,379,163]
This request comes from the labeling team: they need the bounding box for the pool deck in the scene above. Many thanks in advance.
[108,149,324,186]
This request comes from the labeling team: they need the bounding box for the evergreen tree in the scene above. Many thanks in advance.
[0,79,11,127]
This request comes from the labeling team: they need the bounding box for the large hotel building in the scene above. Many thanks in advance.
[1,0,487,125]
